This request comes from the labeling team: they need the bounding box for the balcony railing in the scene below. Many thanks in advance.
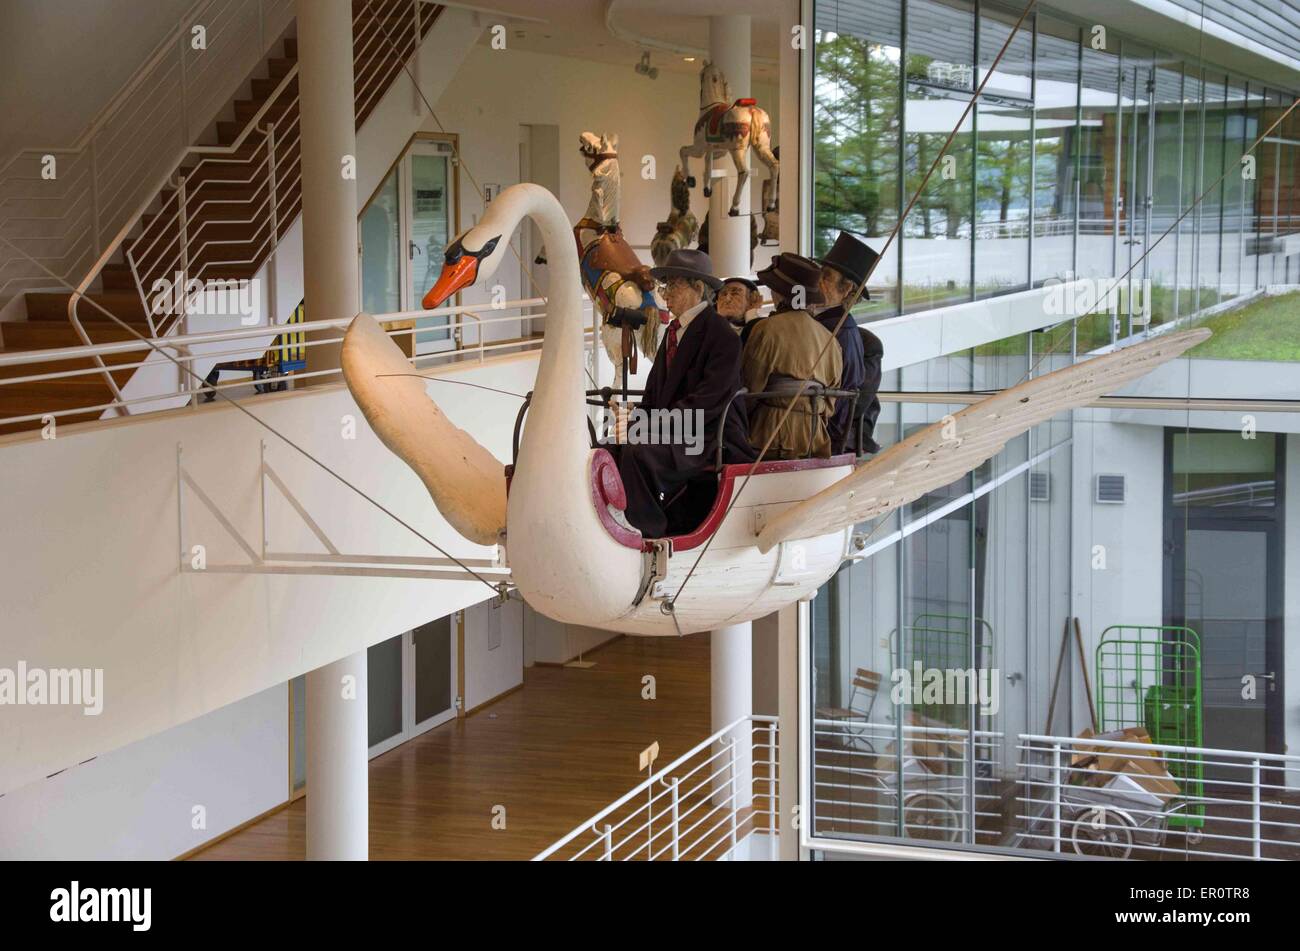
[811,718,1300,860]
[533,716,779,861]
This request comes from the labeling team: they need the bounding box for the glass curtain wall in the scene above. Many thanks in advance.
[812,0,1298,336]
[809,0,1300,861]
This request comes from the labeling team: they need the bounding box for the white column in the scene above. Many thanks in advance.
[777,602,803,861]
[296,0,358,379]
[708,14,753,278]
[778,0,804,256]
[306,650,369,860]
[712,622,753,814]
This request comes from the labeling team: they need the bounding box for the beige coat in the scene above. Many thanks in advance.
[742,309,843,459]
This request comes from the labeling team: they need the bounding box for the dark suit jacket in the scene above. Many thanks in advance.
[814,305,867,450]
[641,303,756,469]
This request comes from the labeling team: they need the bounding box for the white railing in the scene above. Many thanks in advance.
[810,718,1300,860]
[812,718,1005,845]
[0,0,295,309]
[0,296,578,431]
[1018,733,1300,861]
[73,0,439,410]
[533,716,780,861]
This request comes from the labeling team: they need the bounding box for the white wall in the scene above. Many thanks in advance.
[462,596,523,711]
[0,683,287,860]
[0,0,198,161]
[0,350,533,796]
[430,44,779,345]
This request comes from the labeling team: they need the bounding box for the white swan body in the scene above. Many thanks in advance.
[342,183,1211,637]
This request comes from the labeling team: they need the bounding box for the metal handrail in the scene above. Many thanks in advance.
[53,1,438,412]
[533,714,779,861]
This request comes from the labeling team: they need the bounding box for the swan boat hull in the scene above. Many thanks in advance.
[502,450,856,637]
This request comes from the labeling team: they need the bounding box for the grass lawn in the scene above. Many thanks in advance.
[1187,291,1300,361]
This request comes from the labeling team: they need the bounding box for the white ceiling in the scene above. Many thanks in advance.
[455,0,785,81]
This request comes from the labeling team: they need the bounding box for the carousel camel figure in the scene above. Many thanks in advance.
[574,131,666,382]
[340,182,1210,637]
[679,62,779,218]
[650,167,698,267]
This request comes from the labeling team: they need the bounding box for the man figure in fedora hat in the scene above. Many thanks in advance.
[745,252,842,459]
[817,230,885,453]
[612,248,755,538]
[716,276,764,334]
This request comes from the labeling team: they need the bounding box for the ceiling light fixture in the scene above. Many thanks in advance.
[634,51,659,80]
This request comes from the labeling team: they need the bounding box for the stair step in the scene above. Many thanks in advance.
[25,292,147,323]
[100,264,137,292]
[283,36,297,59]
[0,348,143,380]
[2,321,148,351]
[266,56,295,79]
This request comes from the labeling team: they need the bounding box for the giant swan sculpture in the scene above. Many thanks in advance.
[342,182,1209,637]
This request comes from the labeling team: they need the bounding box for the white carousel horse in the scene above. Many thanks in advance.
[340,182,1209,637]
[574,131,666,382]
[679,62,779,218]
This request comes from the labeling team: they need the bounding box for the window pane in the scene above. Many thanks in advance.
[1032,18,1080,285]
[813,0,903,318]
[903,0,975,311]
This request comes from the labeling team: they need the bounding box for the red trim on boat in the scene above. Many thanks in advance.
[585,451,856,553]
[590,449,642,548]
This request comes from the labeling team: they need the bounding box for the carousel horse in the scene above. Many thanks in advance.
[574,131,666,381]
[340,182,1209,637]
[679,62,779,218]
[650,167,698,267]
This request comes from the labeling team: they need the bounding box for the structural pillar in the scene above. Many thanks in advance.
[306,650,369,860]
[296,0,358,379]
[712,621,753,816]
[777,601,804,861]
[708,14,753,279]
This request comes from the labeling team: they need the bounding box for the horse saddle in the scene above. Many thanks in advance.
[578,224,654,292]
[696,99,758,142]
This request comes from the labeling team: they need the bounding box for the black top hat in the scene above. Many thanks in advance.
[819,230,880,287]
[650,248,723,290]
[755,252,825,305]
[720,276,760,293]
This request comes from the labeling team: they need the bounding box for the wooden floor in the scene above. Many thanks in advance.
[191,631,714,860]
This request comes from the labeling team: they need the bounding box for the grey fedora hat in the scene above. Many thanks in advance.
[650,248,723,290]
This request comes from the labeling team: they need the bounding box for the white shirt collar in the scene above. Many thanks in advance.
[674,298,709,332]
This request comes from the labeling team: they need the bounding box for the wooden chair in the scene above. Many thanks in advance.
[817,668,883,753]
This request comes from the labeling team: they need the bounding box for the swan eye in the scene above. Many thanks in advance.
[444,239,465,265]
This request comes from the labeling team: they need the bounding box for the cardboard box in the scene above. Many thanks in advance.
[1070,726,1180,805]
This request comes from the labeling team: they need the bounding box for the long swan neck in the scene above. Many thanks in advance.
[506,185,589,484]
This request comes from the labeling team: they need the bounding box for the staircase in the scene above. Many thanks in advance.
[0,0,442,435]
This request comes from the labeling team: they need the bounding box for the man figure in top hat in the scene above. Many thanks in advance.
[612,248,755,539]
[744,252,843,459]
[716,276,764,335]
[817,230,885,454]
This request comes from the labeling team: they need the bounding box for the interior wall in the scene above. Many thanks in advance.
[0,683,288,860]
[462,596,524,711]
[0,0,199,162]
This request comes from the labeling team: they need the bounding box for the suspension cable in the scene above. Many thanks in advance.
[0,234,504,595]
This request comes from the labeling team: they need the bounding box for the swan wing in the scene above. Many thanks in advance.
[342,313,507,546]
[755,328,1210,554]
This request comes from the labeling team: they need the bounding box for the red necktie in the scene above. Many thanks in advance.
[665,319,681,366]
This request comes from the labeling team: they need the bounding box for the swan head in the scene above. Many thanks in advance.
[422,230,504,309]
